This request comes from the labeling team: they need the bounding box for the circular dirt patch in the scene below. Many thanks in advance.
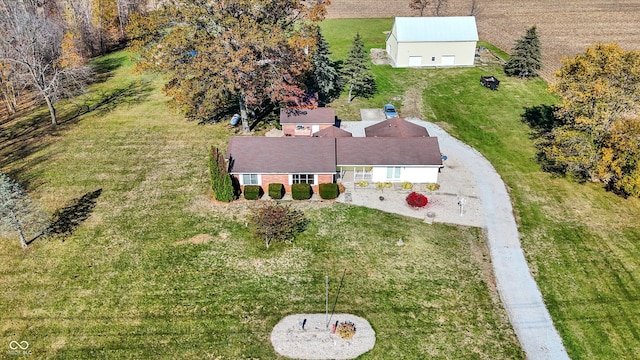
[271,313,375,359]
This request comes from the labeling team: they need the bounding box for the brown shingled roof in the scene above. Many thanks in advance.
[279,107,336,125]
[227,137,336,173]
[364,118,430,138]
[337,137,442,166]
[312,126,353,138]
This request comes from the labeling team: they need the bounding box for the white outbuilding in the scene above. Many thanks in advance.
[386,16,479,68]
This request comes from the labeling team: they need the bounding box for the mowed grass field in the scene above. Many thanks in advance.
[0,17,638,359]
[323,18,640,359]
[0,54,525,358]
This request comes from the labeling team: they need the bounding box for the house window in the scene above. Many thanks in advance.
[242,174,259,185]
[386,167,401,180]
[296,125,305,130]
[431,56,436,62]
[292,174,315,184]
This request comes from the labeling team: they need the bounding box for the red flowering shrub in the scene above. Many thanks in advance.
[406,192,428,208]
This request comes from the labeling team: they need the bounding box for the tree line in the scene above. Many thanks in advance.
[0,0,149,124]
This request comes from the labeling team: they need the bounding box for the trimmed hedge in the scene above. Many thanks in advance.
[319,183,339,199]
[268,183,285,199]
[243,185,262,200]
[292,183,312,200]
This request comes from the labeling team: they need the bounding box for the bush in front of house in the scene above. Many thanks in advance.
[268,183,285,199]
[425,183,441,191]
[243,185,262,200]
[406,191,428,208]
[319,183,339,199]
[292,183,312,200]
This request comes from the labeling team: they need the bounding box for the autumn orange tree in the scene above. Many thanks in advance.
[127,0,330,131]
[541,43,640,197]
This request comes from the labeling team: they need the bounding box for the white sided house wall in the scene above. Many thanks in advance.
[371,166,440,183]
[386,16,478,68]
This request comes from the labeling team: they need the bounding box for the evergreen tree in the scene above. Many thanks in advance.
[0,172,46,247]
[310,29,343,105]
[342,33,377,102]
[504,26,542,77]
[208,146,237,202]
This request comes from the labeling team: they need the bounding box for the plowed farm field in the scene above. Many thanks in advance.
[326,0,640,81]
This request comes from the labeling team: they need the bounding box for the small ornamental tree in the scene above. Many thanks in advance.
[504,26,542,77]
[406,192,428,208]
[249,203,308,249]
[0,172,46,247]
[208,146,237,202]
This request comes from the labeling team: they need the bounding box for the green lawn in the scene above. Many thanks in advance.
[1,17,639,359]
[0,52,522,358]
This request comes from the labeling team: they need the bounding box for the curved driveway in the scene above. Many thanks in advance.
[420,120,569,360]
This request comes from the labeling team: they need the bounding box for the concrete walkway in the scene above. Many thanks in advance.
[338,119,570,359]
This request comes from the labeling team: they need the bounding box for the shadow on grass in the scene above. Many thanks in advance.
[1,80,154,185]
[89,53,129,83]
[521,104,568,177]
[521,104,561,135]
[28,189,103,244]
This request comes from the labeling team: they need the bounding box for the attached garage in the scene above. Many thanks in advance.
[386,16,478,68]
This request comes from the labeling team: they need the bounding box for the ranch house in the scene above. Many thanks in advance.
[226,128,443,193]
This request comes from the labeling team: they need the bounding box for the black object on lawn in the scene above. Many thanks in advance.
[480,75,500,90]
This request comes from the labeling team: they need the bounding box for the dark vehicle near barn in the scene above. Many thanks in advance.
[480,75,500,90]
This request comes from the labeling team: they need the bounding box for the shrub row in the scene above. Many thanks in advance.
[242,183,340,200]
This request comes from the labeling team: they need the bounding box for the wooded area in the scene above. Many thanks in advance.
[0,0,147,124]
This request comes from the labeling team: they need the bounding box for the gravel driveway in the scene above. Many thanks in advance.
[337,119,569,360]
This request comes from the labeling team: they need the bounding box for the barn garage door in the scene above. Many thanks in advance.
[408,56,422,67]
[441,55,455,66]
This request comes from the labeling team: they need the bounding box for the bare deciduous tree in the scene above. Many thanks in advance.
[0,3,91,125]
[0,62,20,114]
[432,0,448,15]
[469,0,483,16]
[409,0,431,16]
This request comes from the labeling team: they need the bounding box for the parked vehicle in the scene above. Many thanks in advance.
[383,104,399,119]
